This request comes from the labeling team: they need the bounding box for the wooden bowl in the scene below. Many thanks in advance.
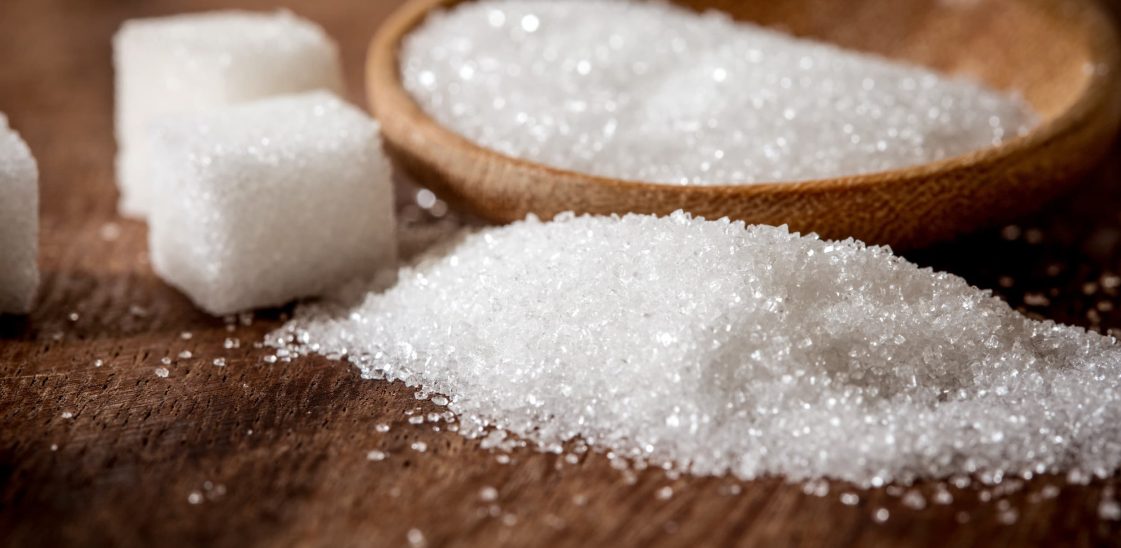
[368,0,1121,248]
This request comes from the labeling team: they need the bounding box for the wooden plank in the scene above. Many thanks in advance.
[1,0,1119,546]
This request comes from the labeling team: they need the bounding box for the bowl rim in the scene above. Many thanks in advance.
[368,0,1121,198]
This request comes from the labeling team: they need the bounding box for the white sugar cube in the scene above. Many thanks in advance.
[147,91,396,315]
[0,114,39,315]
[114,10,344,218]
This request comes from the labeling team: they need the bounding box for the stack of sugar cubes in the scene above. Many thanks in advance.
[114,11,396,315]
[0,114,39,315]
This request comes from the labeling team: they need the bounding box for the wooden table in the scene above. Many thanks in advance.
[2,1,1120,546]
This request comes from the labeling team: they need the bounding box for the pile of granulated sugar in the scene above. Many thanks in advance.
[401,0,1036,185]
[270,212,1121,487]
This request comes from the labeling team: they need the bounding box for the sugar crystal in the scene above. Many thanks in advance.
[1100,498,1121,521]
[873,508,890,523]
[479,486,498,501]
[407,528,425,547]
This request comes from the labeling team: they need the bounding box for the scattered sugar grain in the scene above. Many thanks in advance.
[901,490,927,510]
[479,486,498,501]
[655,486,674,500]
[932,487,954,505]
[178,350,193,359]
[60,411,74,419]
[212,358,227,367]
[406,528,426,547]
[719,484,743,497]
[873,508,890,523]
[203,482,227,500]
[375,423,391,433]
[416,189,438,209]
[1099,498,1121,520]
[996,501,1019,525]
[367,450,387,462]
[1023,293,1051,307]
[411,441,428,453]
[402,1,1036,185]
[802,479,829,497]
[154,367,169,378]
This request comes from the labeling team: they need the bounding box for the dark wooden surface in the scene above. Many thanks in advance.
[2,1,1121,546]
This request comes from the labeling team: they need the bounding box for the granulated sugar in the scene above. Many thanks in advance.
[272,212,1121,487]
[401,1,1036,184]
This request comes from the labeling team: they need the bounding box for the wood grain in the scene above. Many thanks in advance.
[368,0,1121,249]
[1,0,1121,546]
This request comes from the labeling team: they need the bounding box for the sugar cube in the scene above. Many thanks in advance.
[114,10,345,218]
[147,91,396,315]
[0,114,39,315]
